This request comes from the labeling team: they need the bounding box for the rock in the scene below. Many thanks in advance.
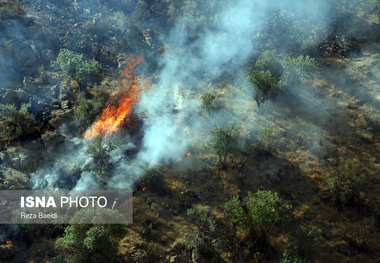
[150,202,171,219]
[0,244,15,260]
[61,100,71,110]
[145,196,157,205]
[191,248,201,263]
[48,109,73,129]
[169,255,178,263]
[58,86,69,101]
[130,249,148,263]
[40,49,54,64]
[4,148,39,173]
[1,89,29,105]
[41,131,65,149]
[13,40,39,68]
[2,168,29,189]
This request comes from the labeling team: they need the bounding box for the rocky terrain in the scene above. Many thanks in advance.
[0,0,379,262]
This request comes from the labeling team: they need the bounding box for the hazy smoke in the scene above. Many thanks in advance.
[28,0,350,190]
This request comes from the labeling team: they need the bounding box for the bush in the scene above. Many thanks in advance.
[208,126,239,168]
[223,191,292,237]
[327,157,366,206]
[0,103,35,142]
[55,49,102,86]
[293,225,323,259]
[201,92,217,111]
[140,164,166,196]
[75,86,110,129]
[255,51,283,78]
[187,207,217,234]
[222,195,248,231]
[0,0,26,20]
[245,190,292,233]
[281,56,317,87]
[56,224,126,263]
[247,69,280,107]
[185,230,205,249]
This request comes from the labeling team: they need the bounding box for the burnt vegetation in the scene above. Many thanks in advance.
[0,0,379,262]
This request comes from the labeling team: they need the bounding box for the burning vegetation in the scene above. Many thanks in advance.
[83,56,146,139]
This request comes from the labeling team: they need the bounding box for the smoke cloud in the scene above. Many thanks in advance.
[26,0,356,190]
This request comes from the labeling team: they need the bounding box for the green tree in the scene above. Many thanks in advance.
[223,191,292,237]
[327,157,366,206]
[0,103,35,143]
[255,50,283,78]
[245,190,292,233]
[187,207,217,234]
[247,69,280,107]
[84,136,116,189]
[208,126,239,168]
[222,195,248,231]
[55,49,102,86]
[201,92,217,111]
[57,221,126,263]
[293,225,324,259]
[281,55,317,87]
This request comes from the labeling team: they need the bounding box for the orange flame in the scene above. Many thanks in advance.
[5,239,10,246]
[141,186,146,191]
[83,56,144,139]
[185,152,191,157]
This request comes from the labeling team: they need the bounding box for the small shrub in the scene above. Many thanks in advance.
[255,51,283,78]
[293,225,323,259]
[245,190,292,233]
[145,242,162,262]
[187,207,217,234]
[57,222,126,263]
[0,103,35,142]
[75,86,110,129]
[201,92,217,111]
[223,191,292,237]
[247,69,280,107]
[140,164,166,195]
[327,157,366,206]
[281,253,307,263]
[55,49,102,86]
[208,126,239,168]
[222,195,248,230]
[185,230,205,249]
[281,55,318,87]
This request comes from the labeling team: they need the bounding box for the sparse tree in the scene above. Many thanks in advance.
[293,225,324,259]
[56,209,126,263]
[255,50,283,78]
[281,55,318,87]
[244,190,292,234]
[247,69,280,107]
[55,49,102,86]
[84,136,116,189]
[208,126,239,168]
[0,103,35,143]
[327,157,366,206]
[201,92,217,111]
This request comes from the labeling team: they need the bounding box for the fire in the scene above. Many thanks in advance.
[141,186,146,191]
[5,239,11,246]
[185,152,191,157]
[83,56,144,139]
